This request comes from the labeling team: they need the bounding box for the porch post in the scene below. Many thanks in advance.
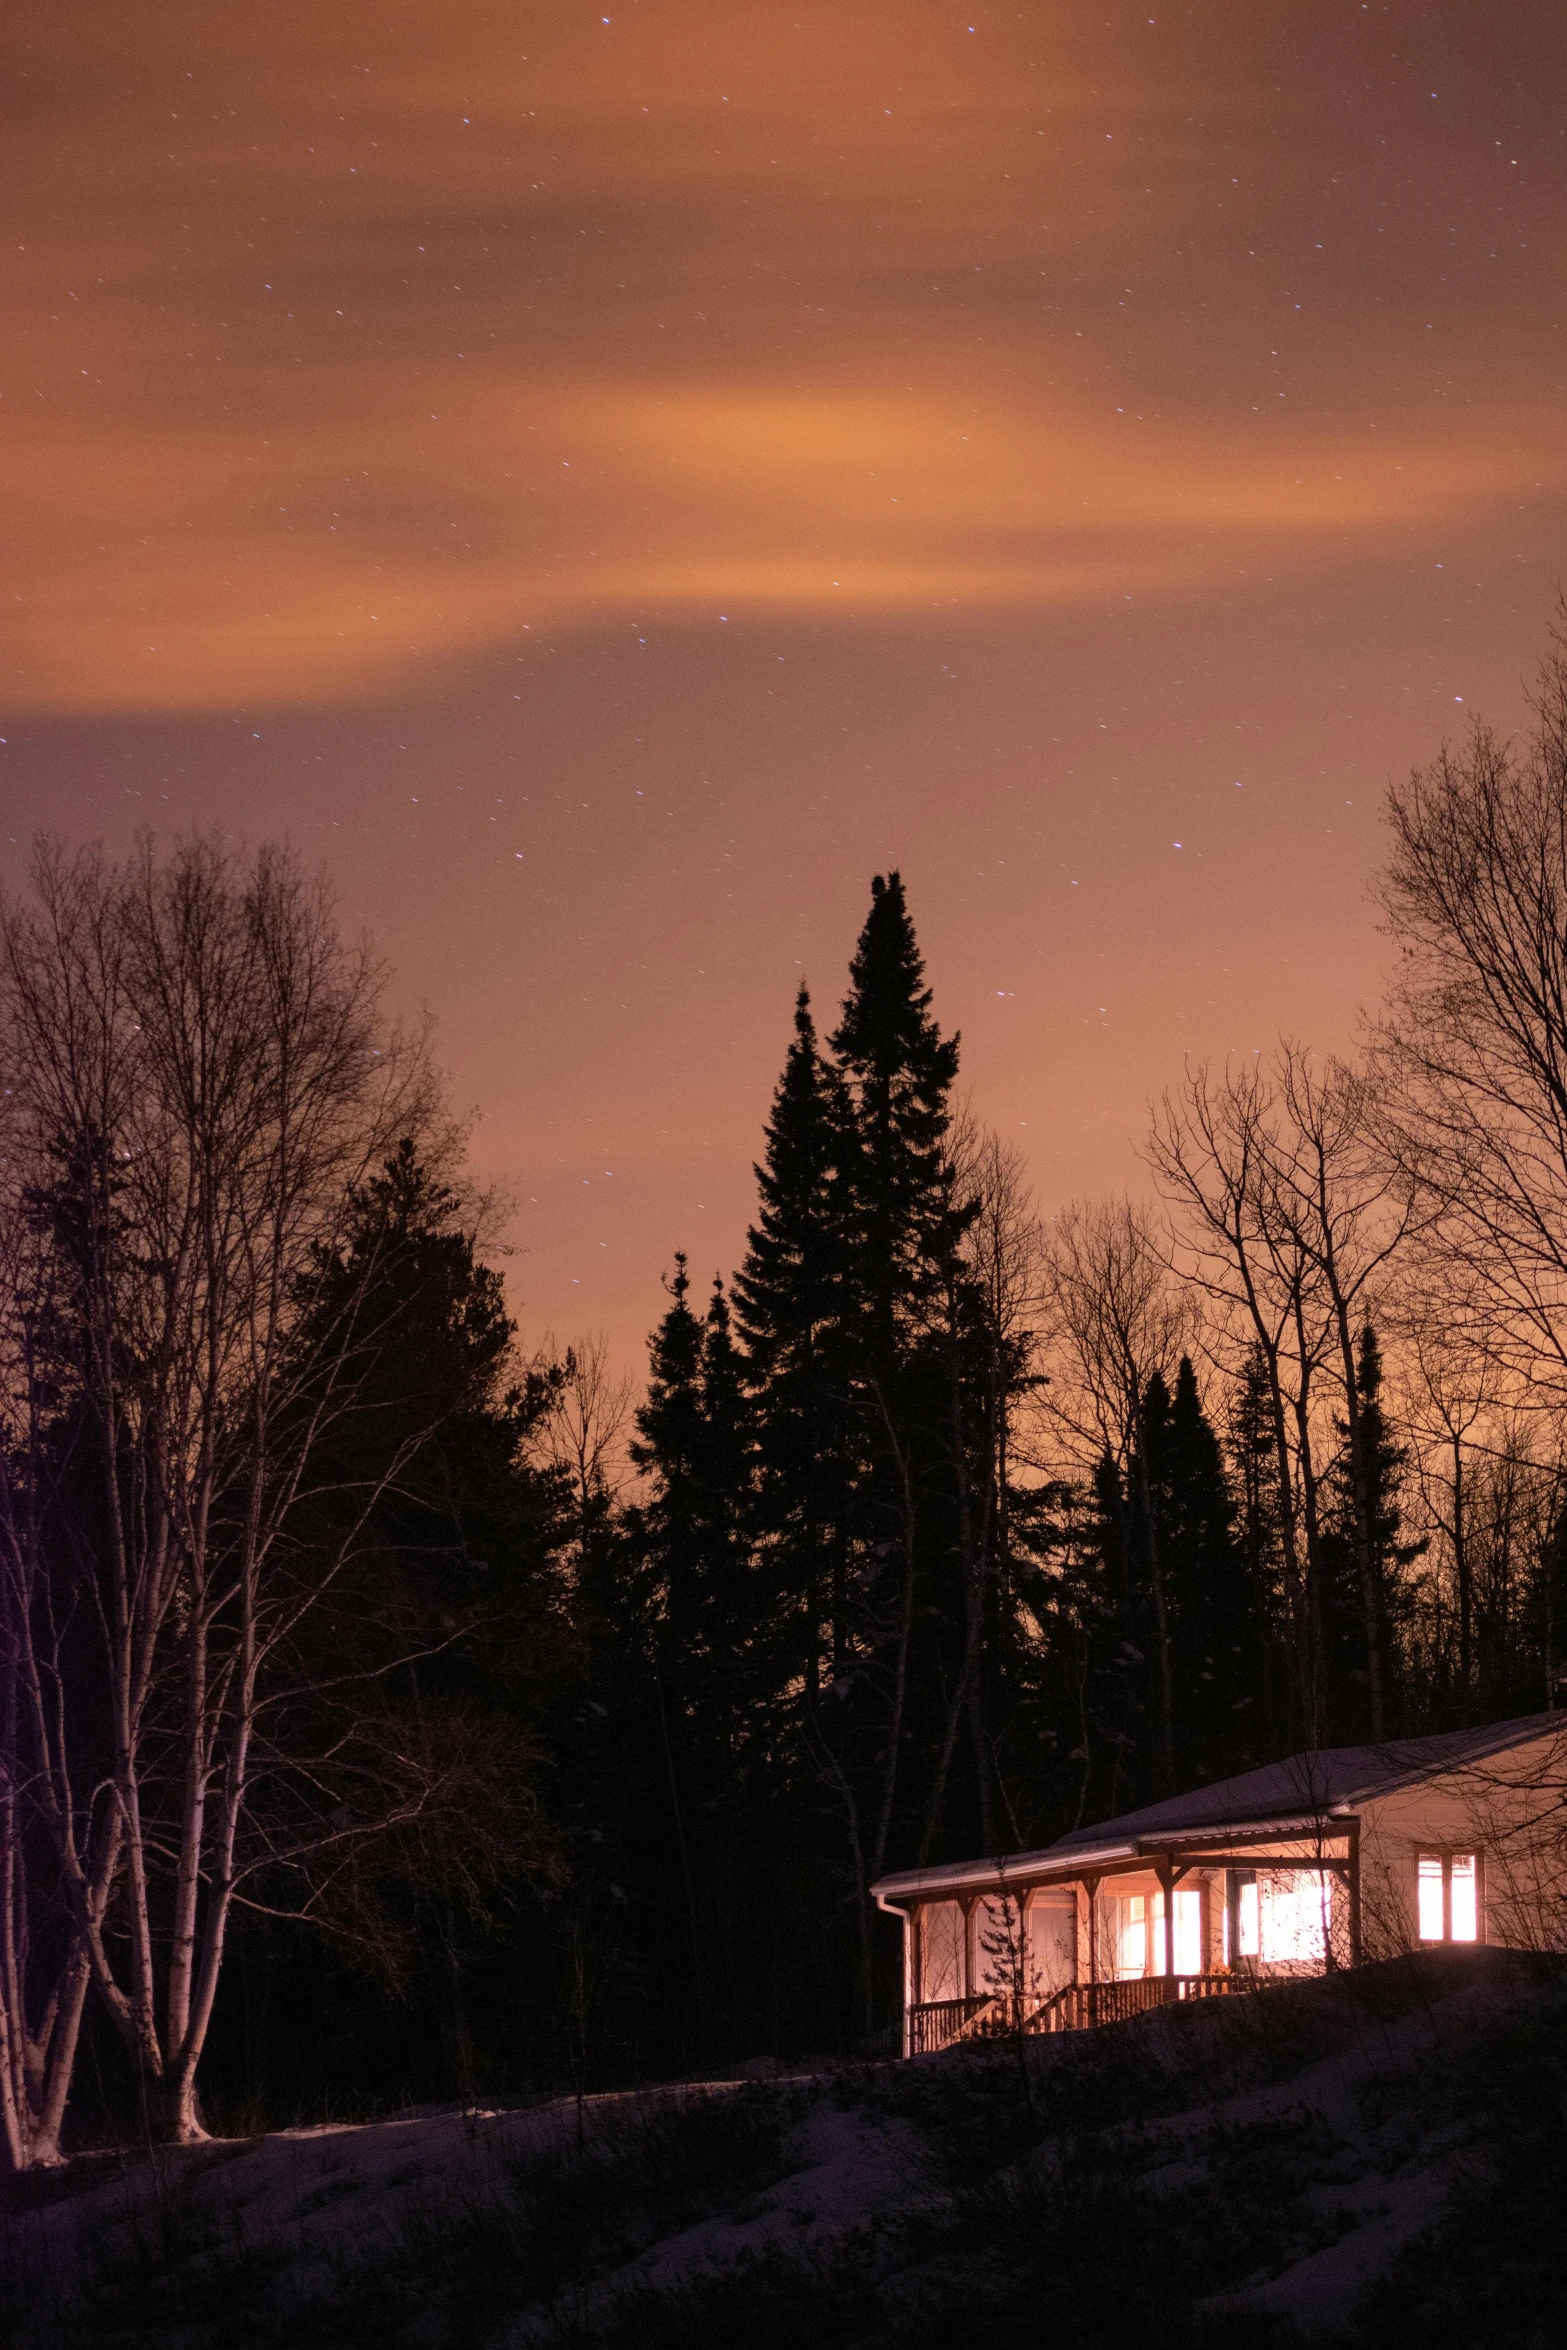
[1085,1875,1101,1987]
[1347,1818,1362,1967]
[1156,1854,1176,1979]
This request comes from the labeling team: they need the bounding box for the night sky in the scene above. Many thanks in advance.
[7,2,1565,1361]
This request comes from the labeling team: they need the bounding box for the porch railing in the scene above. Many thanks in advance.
[909,1972,1245,2053]
[908,1996,999,2054]
[1028,1972,1240,2033]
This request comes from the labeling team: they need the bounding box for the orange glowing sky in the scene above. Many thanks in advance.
[6,0,1566,1360]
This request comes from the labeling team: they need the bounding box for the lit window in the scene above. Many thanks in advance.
[1173,1888,1203,1975]
[1027,1896,1076,1997]
[1417,1855,1445,1942]
[920,1901,965,2001]
[1221,1875,1260,1962]
[1145,1894,1166,1976]
[1419,1852,1479,1944]
[1126,1888,1205,1976]
[1259,1871,1328,1963]
[1115,1894,1146,1978]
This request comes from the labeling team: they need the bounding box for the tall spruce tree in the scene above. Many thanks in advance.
[622,1258,759,2054]
[632,1257,706,1561]
[692,1275,758,1743]
[1142,1357,1260,1783]
[631,1256,754,1743]
[207,1141,571,2118]
[830,872,966,1358]
[1227,1342,1297,1739]
[733,985,855,1692]
[1320,1324,1423,1738]
[826,867,969,1718]
[1087,1445,1148,1821]
[825,874,980,1908]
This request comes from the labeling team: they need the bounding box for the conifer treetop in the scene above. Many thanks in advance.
[830,871,959,1097]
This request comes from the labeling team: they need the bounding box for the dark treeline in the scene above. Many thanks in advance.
[7,629,1567,2162]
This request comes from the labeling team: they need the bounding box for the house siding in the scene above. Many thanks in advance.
[1358,1725,1567,1958]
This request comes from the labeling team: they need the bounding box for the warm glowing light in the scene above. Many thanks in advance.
[1421,1853,1479,1943]
[8,6,1565,716]
[1418,1855,1446,1943]
[1113,1885,1203,1976]
[1258,1872,1329,1964]
[1113,1893,1147,1979]
[8,0,1561,1371]
[920,1900,964,2001]
[1173,1889,1203,1976]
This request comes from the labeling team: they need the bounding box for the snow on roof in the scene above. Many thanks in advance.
[872,1710,1564,1902]
[1047,1711,1564,1849]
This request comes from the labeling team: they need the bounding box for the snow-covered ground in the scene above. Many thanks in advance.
[5,1946,1563,2346]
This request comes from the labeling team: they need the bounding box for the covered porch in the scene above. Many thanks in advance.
[877,1819,1361,2056]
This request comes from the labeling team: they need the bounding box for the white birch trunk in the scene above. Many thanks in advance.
[0,838,438,2150]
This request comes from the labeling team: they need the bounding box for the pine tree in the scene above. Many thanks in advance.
[623,877,990,2041]
[826,875,978,1883]
[733,985,855,1690]
[1126,1368,1177,1792]
[291,1136,568,1687]
[693,1273,757,1738]
[631,1257,706,1546]
[631,1257,756,1745]
[1144,1357,1261,1782]
[632,1255,712,1685]
[829,871,967,1357]
[827,870,972,1805]
[1229,1349,1283,1595]
[269,1141,570,2096]
[998,1466,1130,1840]
[1227,1344,1296,1744]
[1087,1445,1148,1820]
[1351,1323,1424,1730]
[1319,1322,1424,1739]
[617,1262,767,2060]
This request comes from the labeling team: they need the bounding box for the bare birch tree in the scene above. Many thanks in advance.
[1148,1058,1339,1742]
[1039,1195,1190,1784]
[1267,1049,1420,1736]
[1373,624,1567,1408]
[917,1122,1046,1862]
[533,1331,635,1558]
[1389,1278,1499,1717]
[0,835,464,2151]
[0,1144,91,2168]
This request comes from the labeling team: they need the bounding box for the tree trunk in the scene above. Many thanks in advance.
[1453,1434,1472,1718]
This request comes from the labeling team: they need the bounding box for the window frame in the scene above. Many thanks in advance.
[1415,1847,1485,1945]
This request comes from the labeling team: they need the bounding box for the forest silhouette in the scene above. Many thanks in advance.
[6,635,1567,2156]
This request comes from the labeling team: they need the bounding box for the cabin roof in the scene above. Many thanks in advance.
[872,1709,1564,1903]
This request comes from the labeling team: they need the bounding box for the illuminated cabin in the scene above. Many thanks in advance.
[872,1711,1567,2056]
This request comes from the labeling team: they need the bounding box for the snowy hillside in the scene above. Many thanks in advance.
[4,1947,1563,2347]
